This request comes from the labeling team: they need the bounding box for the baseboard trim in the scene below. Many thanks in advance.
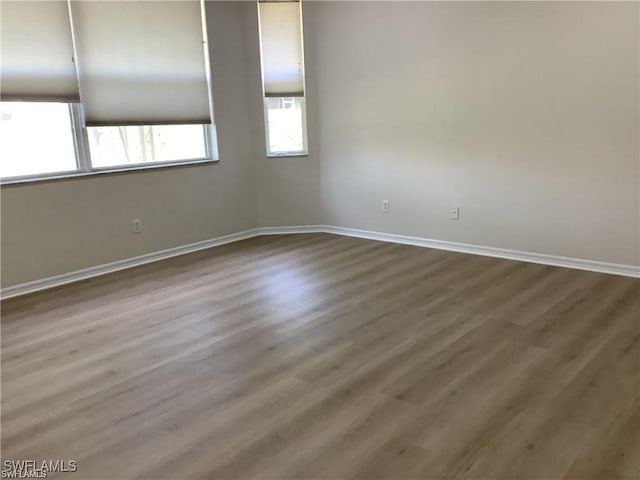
[257,225,326,235]
[3,224,637,299]
[323,225,640,278]
[0,228,261,300]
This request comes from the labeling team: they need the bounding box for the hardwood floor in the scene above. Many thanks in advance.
[2,233,639,479]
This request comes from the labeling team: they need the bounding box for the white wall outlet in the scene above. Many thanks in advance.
[382,200,390,213]
[451,207,460,220]
[132,218,142,233]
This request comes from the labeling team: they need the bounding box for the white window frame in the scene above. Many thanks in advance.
[263,96,309,158]
[0,102,219,185]
[257,0,309,158]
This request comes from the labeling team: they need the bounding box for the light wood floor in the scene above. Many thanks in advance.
[2,233,639,480]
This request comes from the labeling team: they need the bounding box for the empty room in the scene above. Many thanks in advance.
[1,0,639,479]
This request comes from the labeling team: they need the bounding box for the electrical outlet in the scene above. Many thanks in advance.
[132,218,142,233]
[451,207,460,221]
[382,200,390,213]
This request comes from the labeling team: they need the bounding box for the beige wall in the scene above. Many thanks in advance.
[2,1,638,289]
[307,1,639,266]
[1,2,258,288]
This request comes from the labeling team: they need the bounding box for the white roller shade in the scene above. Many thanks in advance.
[258,1,304,97]
[0,0,79,102]
[71,0,211,126]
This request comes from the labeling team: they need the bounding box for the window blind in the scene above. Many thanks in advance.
[70,0,211,126]
[0,0,79,102]
[258,1,304,97]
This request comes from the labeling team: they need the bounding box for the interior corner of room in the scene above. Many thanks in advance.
[1,0,638,292]
[2,2,640,479]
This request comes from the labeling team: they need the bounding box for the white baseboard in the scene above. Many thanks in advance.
[2,224,637,299]
[257,225,326,235]
[323,225,640,278]
[0,228,261,300]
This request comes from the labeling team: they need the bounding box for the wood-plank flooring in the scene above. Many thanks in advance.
[2,233,639,479]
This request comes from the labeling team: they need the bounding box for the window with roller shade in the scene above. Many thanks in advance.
[72,0,215,168]
[0,1,80,179]
[258,0,308,156]
[0,0,217,182]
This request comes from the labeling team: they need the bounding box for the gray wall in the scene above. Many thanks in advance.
[1,2,258,287]
[2,1,638,289]
[242,3,323,228]
[308,1,639,266]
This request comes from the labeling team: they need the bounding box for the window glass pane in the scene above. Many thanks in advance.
[87,125,207,168]
[266,97,305,154]
[0,102,77,178]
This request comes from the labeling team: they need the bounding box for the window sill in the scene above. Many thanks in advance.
[0,159,219,186]
[266,152,308,158]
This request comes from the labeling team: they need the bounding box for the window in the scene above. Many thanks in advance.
[258,1,308,157]
[265,97,306,154]
[0,101,213,181]
[0,102,77,179]
[87,125,209,169]
[0,0,217,183]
